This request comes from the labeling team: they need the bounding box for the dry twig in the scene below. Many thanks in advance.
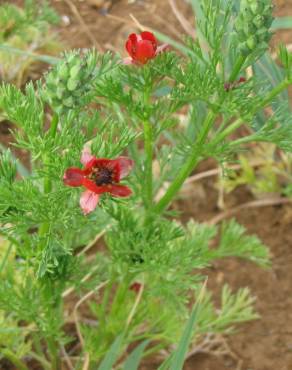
[208,197,292,225]
[126,282,144,327]
[73,280,108,348]
[168,0,196,38]
[61,345,74,370]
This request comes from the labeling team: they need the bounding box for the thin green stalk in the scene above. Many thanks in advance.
[49,113,59,140]
[43,113,59,194]
[47,338,60,370]
[98,278,114,332]
[212,78,291,145]
[211,117,243,146]
[43,280,62,370]
[260,78,291,107]
[1,349,29,370]
[153,111,217,214]
[39,113,59,239]
[229,55,246,82]
[142,86,154,210]
[0,242,13,273]
[143,119,154,209]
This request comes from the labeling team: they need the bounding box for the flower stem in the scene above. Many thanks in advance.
[143,120,153,208]
[43,113,59,194]
[229,55,246,82]
[38,113,61,370]
[153,111,216,214]
[43,280,62,370]
[142,88,154,209]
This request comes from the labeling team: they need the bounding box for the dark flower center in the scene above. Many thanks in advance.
[90,167,113,186]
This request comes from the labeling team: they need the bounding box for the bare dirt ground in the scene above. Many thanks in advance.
[1,0,292,369]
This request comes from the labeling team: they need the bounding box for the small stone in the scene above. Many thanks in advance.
[61,15,70,26]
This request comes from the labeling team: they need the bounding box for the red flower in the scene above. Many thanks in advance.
[63,147,134,215]
[124,31,168,65]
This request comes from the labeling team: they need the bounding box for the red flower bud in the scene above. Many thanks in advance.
[124,31,168,65]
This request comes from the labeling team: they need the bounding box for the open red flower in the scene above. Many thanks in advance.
[124,31,168,65]
[63,147,134,215]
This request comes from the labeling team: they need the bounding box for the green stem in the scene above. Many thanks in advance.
[0,242,13,273]
[1,349,29,370]
[229,55,246,82]
[212,78,291,145]
[43,280,62,370]
[98,278,114,333]
[142,85,154,210]
[211,117,243,146]
[143,119,154,209]
[47,338,60,370]
[260,78,291,107]
[39,113,59,239]
[43,113,59,194]
[153,111,216,214]
[49,113,59,140]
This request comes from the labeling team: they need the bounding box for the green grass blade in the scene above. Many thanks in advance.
[157,353,174,370]
[122,340,150,370]
[97,333,125,370]
[154,31,195,56]
[0,45,60,65]
[168,282,207,370]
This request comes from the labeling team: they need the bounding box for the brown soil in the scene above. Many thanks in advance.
[1,1,292,370]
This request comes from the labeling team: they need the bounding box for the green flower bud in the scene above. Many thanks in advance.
[67,78,79,91]
[58,63,69,79]
[234,0,273,57]
[43,50,98,114]
[69,64,82,79]
[246,36,256,50]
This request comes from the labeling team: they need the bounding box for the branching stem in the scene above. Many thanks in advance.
[153,111,216,214]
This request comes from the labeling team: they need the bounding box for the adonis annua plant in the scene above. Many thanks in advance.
[0,0,291,368]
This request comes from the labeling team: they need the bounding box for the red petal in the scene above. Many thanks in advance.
[93,158,117,170]
[141,31,157,47]
[109,184,132,197]
[115,157,134,179]
[81,146,95,166]
[82,178,108,194]
[84,157,98,172]
[125,34,137,57]
[135,41,156,64]
[63,168,84,187]
[80,190,99,215]
[129,33,138,44]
